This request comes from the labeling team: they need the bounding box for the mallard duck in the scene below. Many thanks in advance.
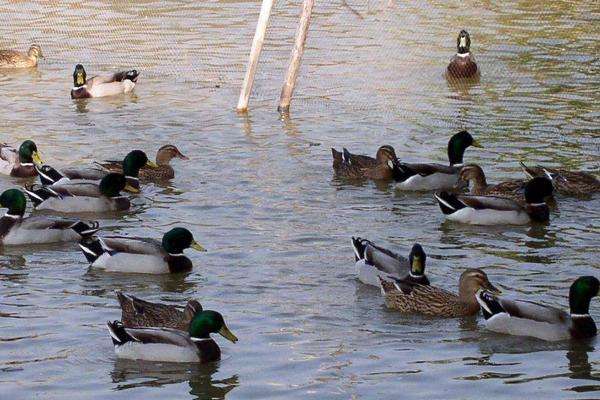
[78,227,206,274]
[476,276,599,341]
[97,145,187,182]
[0,140,43,177]
[446,30,479,79]
[116,291,202,330]
[23,173,133,213]
[520,162,600,197]
[394,130,482,191]
[0,188,99,245]
[379,268,500,317]
[0,44,43,68]
[351,237,429,288]
[434,176,553,225]
[36,150,157,192]
[331,145,398,180]
[458,164,526,201]
[71,64,139,99]
[107,310,238,363]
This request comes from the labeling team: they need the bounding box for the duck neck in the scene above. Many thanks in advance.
[470,173,488,193]
[448,140,465,166]
[155,152,173,166]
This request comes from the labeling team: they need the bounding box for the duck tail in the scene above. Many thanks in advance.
[331,148,343,168]
[475,290,505,320]
[22,184,56,207]
[434,191,465,215]
[378,276,401,296]
[106,320,132,345]
[113,70,139,83]
[351,237,369,262]
[70,221,100,237]
[35,164,64,185]
[78,236,105,264]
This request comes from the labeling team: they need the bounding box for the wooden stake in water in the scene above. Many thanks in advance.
[236,0,275,112]
[278,0,315,113]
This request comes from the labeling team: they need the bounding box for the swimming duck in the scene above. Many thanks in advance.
[23,173,133,213]
[351,237,429,288]
[97,145,188,182]
[36,150,157,192]
[520,162,600,197]
[458,164,526,201]
[331,145,398,180]
[107,310,238,363]
[78,227,206,274]
[476,276,599,341]
[0,141,43,177]
[434,176,553,225]
[446,30,478,79]
[379,268,500,317]
[0,44,43,68]
[0,188,99,245]
[116,291,202,330]
[394,130,482,191]
[70,64,139,99]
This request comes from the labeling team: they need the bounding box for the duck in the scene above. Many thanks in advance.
[116,291,202,330]
[434,176,553,225]
[78,227,206,274]
[0,188,99,245]
[0,140,43,177]
[446,30,479,79]
[379,268,500,317]
[457,164,527,201]
[97,145,188,182]
[106,309,238,363]
[351,237,429,288]
[520,162,600,197]
[70,64,139,99]
[36,150,157,192]
[476,276,599,341]
[23,173,134,213]
[394,130,482,191]
[331,145,398,180]
[0,44,43,68]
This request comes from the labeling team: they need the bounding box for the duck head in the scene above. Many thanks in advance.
[456,30,471,54]
[447,131,482,166]
[375,145,399,171]
[189,310,238,343]
[122,150,158,178]
[524,176,553,204]
[19,140,42,165]
[156,144,189,165]
[569,276,600,316]
[98,173,134,197]
[459,268,501,302]
[73,64,87,87]
[408,243,426,277]
[28,44,43,60]
[0,189,27,217]
[458,164,487,188]
[162,227,206,255]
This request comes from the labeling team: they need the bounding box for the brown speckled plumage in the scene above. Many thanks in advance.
[117,291,202,330]
[458,164,527,202]
[520,162,600,197]
[380,268,500,317]
[0,44,42,68]
[332,145,398,180]
[100,145,188,182]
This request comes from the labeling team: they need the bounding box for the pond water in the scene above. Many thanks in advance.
[0,0,599,399]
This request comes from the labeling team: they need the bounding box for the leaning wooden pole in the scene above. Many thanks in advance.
[236,0,275,112]
[278,0,315,113]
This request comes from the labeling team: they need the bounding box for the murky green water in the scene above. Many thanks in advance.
[1,0,599,399]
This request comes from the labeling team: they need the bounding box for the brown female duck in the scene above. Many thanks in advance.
[447,30,478,79]
[520,162,600,197]
[116,291,202,330]
[379,268,500,317]
[0,44,43,68]
[331,145,398,180]
[98,144,188,182]
[458,164,526,201]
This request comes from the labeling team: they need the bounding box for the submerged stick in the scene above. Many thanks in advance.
[278,0,315,113]
[237,0,275,112]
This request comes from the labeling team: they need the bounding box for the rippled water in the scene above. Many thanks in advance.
[1,0,599,399]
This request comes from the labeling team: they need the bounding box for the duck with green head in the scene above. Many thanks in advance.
[107,309,237,363]
[71,64,139,99]
[0,188,99,245]
[351,238,429,288]
[393,130,483,191]
[23,172,133,213]
[477,276,599,341]
[78,227,206,274]
[447,30,479,79]
[0,140,43,177]
[36,150,157,192]
[0,44,43,68]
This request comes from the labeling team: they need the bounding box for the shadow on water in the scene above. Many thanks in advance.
[111,358,239,399]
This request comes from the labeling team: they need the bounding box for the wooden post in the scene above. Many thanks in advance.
[278,0,315,113]
[236,0,275,112]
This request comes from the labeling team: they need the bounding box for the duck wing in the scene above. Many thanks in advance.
[100,236,164,255]
[456,194,523,211]
[403,163,457,176]
[61,165,108,181]
[0,144,17,163]
[116,291,185,329]
[343,149,378,168]
[364,242,409,279]
[117,325,193,347]
[477,292,569,325]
